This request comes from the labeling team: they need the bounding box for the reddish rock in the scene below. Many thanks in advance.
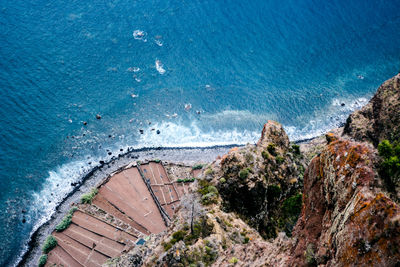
[290,136,400,266]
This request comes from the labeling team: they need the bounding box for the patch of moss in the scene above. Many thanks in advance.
[80,188,98,204]
[42,235,57,254]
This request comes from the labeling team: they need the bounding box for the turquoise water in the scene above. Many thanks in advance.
[1,0,399,265]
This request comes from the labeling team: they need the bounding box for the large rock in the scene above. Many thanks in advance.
[290,135,400,266]
[343,73,400,146]
[216,121,304,239]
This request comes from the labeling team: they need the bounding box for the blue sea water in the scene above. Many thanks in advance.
[0,0,399,265]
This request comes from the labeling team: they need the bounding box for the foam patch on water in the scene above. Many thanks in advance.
[137,120,260,147]
[285,96,370,140]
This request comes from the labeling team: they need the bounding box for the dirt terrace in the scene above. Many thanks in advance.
[45,161,200,267]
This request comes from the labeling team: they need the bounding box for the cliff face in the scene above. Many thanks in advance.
[106,73,400,267]
[344,73,400,147]
[216,120,304,239]
[291,135,400,266]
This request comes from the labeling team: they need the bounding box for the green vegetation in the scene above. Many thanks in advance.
[154,159,161,163]
[275,156,284,165]
[42,235,57,254]
[378,139,400,187]
[267,184,282,203]
[219,177,226,184]
[80,188,98,204]
[229,257,238,264]
[305,244,317,266]
[291,144,301,155]
[204,167,214,176]
[177,178,196,183]
[192,164,204,170]
[55,207,77,232]
[261,150,269,160]
[282,193,302,217]
[267,143,277,156]
[163,217,214,251]
[239,168,251,180]
[38,254,47,267]
[198,180,219,205]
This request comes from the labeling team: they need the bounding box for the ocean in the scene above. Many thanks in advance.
[0,0,399,265]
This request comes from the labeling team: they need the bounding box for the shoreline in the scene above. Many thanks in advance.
[16,132,334,267]
[17,144,239,267]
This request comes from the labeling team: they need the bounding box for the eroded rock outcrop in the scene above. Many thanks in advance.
[290,135,400,266]
[343,73,400,147]
[216,120,305,239]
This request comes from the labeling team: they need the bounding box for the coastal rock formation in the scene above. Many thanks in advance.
[290,135,400,266]
[343,73,400,146]
[215,120,305,239]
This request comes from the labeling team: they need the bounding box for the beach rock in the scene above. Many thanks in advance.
[343,73,400,146]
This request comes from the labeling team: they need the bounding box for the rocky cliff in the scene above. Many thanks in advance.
[106,73,400,267]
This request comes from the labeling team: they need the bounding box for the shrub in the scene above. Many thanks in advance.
[201,192,218,205]
[378,140,400,186]
[239,168,251,180]
[38,254,47,267]
[80,188,98,204]
[154,159,161,163]
[291,144,301,155]
[261,150,269,160]
[267,143,277,156]
[219,177,226,184]
[177,178,196,183]
[229,257,238,264]
[275,156,284,165]
[55,207,77,232]
[192,164,204,170]
[42,235,57,254]
[267,184,282,203]
[205,167,214,176]
[282,193,302,216]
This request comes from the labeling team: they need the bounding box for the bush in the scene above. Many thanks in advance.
[192,164,204,170]
[229,257,238,264]
[239,168,251,180]
[275,156,284,165]
[291,144,301,155]
[55,207,77,232]
[38,254,47,267]
[80,188,98,204]
[282,193,302,216]
[378,140,400,186]
[154,159,161,163]
[261,150,269,160]
[219,178,226,184]
[267,143,277,156]
[177,178,195,183]
[42,235,57,254]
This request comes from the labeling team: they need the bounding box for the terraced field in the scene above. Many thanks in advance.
[44,161,201,267]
